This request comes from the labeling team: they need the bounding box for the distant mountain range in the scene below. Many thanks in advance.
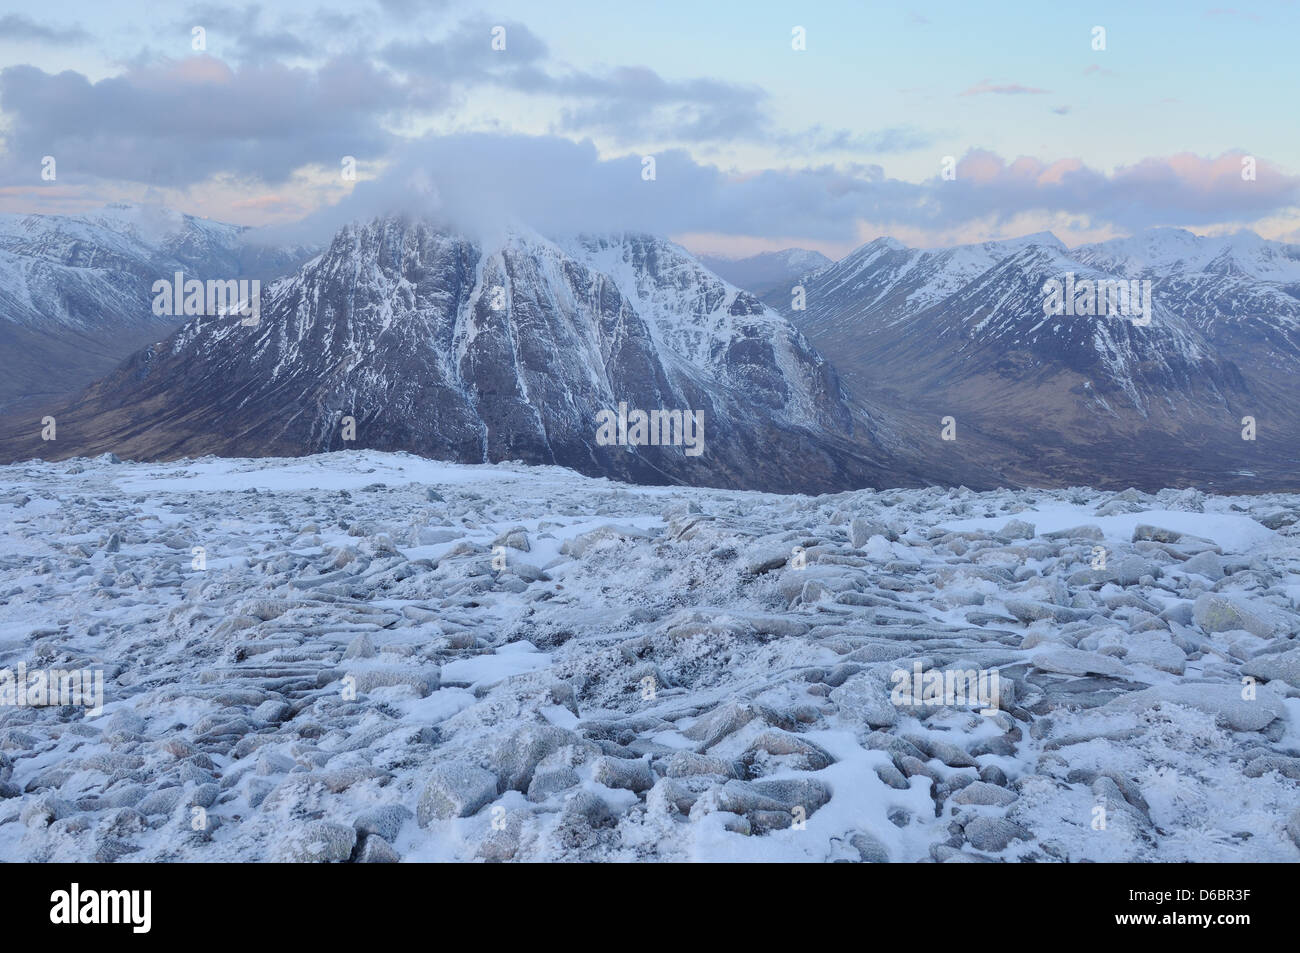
[2,207,1297,492]
[699,248,832,297]
[0,204,314,413]
[761,228,1300,490]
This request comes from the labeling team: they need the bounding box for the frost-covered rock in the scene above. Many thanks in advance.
[1194,593,1290,638]
[592,756,656,793]
[951,781,1017,807]
[1,451,1298,863]
[1241,649,1300,689]
[274,821,356,863]
[417,763,499,824]
[1103,683,1286,732]
[964,816,1031,852]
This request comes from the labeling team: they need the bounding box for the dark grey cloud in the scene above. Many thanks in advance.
[0,14,88,44]
[0,56,423,186]
[2,7,921,204]
[6,13,1283,243]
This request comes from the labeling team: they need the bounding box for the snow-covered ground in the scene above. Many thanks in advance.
[1,450,1298,862]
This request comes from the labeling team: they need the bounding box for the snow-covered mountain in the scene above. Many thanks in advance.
[765,229,1300,489]
[1074,228,1300,284]
[0,204,314,412]
[11,217,920,493]
[699,247,833,297]
[774,233,1067,330]
[1073,229,1300,408]
[9,214,1296,491]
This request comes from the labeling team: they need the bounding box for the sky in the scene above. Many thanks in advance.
[1,0,1297,258]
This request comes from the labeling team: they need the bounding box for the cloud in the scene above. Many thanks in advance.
[252,133,898,247]
[381,18,551,73]
[1,12,924,204]
[960,79,1049,96]
[926,149,1300,231]
[381,20,905,152]
[176,4,359,61]
[377,0,451,14]
[0,56,421,186]
[250,135,1300,249]
[0,14,88,44]
[381,20,771,145]
[773,125,934,155]
[2,14,1291,248]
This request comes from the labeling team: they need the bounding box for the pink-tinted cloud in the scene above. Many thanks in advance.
[960,78,1049,96]
[933,149,1298,230]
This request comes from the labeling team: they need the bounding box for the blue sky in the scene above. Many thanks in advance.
[2,0,1297,256]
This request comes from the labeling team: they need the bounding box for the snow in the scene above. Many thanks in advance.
[940,503,1275,553]
[1,450,1297,864]
[1077,228,1300,283]
[440,642,552,689]
[567,233,830,427]
[110,453,540,495]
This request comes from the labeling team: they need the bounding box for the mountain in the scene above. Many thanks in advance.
[2,217,946,493]
[766,229,1300,490]
[18,213,1291,492]
[698,247,833,297]
[1073,228,1300,285]
[770,233,1066,331]
[0,204,315,414]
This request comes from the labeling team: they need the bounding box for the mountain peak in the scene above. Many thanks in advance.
[972,231,1066,253]
[13,214,869,492]
[1073,226,1300,281]
[688,244,831,296]
[847,235,908,255]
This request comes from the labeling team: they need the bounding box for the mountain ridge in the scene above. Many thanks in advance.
[1,215,952,494]
[762,228,1300,490]
[0,203,316,413]
[6,211,1299,491]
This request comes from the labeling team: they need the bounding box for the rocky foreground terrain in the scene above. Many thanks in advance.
[1,450,1298,862]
